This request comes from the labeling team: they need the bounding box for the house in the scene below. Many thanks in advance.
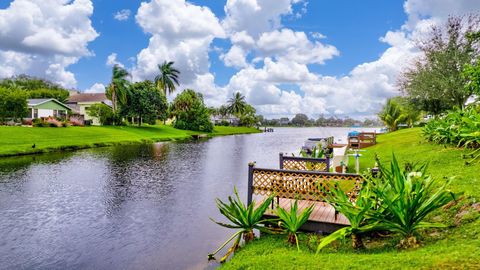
[279,117,290,125]
[66,93,111,125]
[210,114,240,126]
[27,99,71,119]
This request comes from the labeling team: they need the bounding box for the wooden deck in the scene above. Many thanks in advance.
[255,198,350,233]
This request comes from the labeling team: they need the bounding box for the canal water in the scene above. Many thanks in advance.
[0,127,378,270]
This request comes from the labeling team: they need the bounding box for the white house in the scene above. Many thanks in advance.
[27,99,71,119]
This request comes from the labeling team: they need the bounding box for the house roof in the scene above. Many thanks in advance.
[27,99,51,106]
[67,93,108,103]
[27,98,72,110]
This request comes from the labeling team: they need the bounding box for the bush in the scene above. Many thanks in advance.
[32,118,46,127]
[171,89,214,132]
[22,119,33,125]
[69,115,84,126]
[45,117,62,127]
[219,120,230,126]
[423,106,480,148]
[318,155,456,250]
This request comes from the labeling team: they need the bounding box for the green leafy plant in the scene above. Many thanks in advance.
[316,181,379,252]
[208,187,274,263]
[276,200,314,251]
[371,155,457,248]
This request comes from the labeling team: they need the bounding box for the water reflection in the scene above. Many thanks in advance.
[0,127,378,269]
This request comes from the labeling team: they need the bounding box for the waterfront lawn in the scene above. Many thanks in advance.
[0,125,260,156]
[222,128,480,269]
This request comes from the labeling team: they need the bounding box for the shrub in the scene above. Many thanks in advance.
[317,155,457,251]
[69,116,84,126]
[370,155,457,248]
[22,119,33,126]
[171,89,214,132]
[276,200,314,251]
[45,117,62,127]
[209,187,274,263]
[423,106,480,148]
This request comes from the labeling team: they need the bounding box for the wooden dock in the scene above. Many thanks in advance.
[254,198,349,233]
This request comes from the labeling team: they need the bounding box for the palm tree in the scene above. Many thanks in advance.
[227,92,247,116]
[378,98,407,131]
[155,61,180,96]
[106,65,130,113]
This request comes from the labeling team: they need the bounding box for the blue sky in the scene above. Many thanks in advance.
[70,0,406,89]
[0,0,478,118]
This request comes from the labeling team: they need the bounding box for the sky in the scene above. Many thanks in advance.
[1,0,480,119]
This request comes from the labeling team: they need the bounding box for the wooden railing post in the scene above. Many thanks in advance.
[247,162,255,205]
[279,152,284,169]
[326,156,330,172]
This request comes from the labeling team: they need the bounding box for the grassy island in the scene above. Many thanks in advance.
[0,125,260,157]
[222,128,480,269]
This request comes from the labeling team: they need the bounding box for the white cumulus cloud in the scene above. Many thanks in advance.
[0,0,98,88]
[114,9,131,21]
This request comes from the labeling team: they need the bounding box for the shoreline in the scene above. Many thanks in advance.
[0,125,261,158]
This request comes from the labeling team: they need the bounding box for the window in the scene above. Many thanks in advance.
[34,109,38,119]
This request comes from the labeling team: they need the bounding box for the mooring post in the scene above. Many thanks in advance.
[325,155,330,172]
[279,152,284,170]
[247,162,255,205]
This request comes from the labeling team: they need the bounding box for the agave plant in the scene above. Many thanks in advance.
[276,200,314,251]
[208,187,274,263]
[371,155,457,248]
[316,180,380,252]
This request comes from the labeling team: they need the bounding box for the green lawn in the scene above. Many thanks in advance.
[222,128,480,269]
[0,125,260,157]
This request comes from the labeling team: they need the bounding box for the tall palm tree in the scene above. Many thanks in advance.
[106,65,130,113]
[155,61,180,96]
[227,92,247,116]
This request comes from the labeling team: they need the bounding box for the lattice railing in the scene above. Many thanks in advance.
[279,153,329,172]
[247,163,363,205]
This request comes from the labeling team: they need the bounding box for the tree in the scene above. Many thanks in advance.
[155,61,180,96]
[227,92,247,116]
[291,113,309,126]
[106,65,130,113]
[398,15,480,114]
[238,104,258,127]
[394,97,421,127]
[171,89,213,132]
[378,98,407,131]
[121,81,168,126]
[0,75,70,102]
[0,88,28,122]
[87,103,115,125]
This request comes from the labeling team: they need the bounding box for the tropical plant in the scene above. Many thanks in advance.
[276,200,314,251]
[316,180,379,252]
[155,61,180,96]
[227,92,247,116]
[171,89,213,132]
[106,65,130,113]
[369,155,457,248]
[209,187,274,263]
[378,98,407,131]
[423,106,480,149]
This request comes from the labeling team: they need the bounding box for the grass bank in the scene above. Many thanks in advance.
[0,125,260,157]
[222,128,480,269]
